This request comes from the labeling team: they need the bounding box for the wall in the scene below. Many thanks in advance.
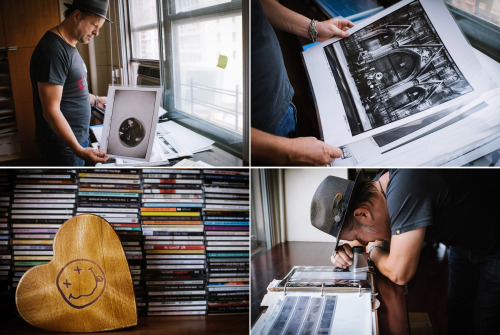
[93,0,124,96]
[283,168,348,242]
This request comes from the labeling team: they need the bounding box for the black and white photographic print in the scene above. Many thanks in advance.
[303,0,495,147]
[324,0,473,136]
[101,86,162,161]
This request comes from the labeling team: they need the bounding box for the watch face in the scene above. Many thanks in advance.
[118,118,145,147]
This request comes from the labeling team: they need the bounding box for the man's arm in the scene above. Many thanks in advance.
[251,127,342,166]
[90,94,107,110]
[367,227,426,285]
[260,0,353,40]
[38,82,108,164]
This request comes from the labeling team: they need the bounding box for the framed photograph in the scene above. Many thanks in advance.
[100,86,162,161]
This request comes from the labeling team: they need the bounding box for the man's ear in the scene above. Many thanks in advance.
[353,207,373,223]
[72,9,81,23]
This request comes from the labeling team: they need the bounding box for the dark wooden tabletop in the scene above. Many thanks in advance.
[251,241,410,335]
[1,314,249,335]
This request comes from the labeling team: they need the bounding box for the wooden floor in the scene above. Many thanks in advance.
[406,242,449,335]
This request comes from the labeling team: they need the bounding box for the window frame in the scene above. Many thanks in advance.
[444,2,500,63]
[124,0,161,63]
[158,0,246,158]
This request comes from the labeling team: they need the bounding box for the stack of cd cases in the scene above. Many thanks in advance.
[75,169,145,315]
[141,169,207,316]
[10,170,77,289]
[0,168,251,319]
[202,170,250,314]
[0,170,11,314]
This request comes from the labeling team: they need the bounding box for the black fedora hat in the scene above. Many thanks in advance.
[310,170,364,250]
[65,0,112,22]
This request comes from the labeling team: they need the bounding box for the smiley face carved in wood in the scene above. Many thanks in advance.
[56,259,106,309]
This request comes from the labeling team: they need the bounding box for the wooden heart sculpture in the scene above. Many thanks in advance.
[16,214,137,332]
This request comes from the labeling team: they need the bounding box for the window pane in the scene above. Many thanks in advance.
[171,13,243,133]
[173,0,232,14]
[251,170,270,260]
[129,0,159,60]
[445,0,500,26]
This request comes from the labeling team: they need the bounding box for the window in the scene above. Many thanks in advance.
[160,0,244,157]
[251,169,271,260]
[125,0,161,87]
[445,0,500,26]
[172,0,232,13]
[128,0,160,60]
[444,0,500,62]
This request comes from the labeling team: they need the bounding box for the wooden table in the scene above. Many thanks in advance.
[251,241,410,335]
[1,314,249,335]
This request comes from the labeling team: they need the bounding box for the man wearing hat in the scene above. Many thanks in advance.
[30,0,112,166]
[310,169,500,334]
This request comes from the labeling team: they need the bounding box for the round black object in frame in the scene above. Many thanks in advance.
[118,118,145,147]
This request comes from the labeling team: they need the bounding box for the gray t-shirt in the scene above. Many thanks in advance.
[31,31,91,144]
[375,169,500,251]
[251,0,294,134]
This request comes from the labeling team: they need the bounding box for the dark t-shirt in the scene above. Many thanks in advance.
[374,169,500,251]
[251,0,294,134]
[31,31,91,144]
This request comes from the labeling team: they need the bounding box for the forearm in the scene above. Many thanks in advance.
[251,127,295,165]
[260,0,310,38]
[368,246,416,286]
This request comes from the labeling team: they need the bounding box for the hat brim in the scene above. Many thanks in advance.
[332,170,365,250]
[64,3,112,23]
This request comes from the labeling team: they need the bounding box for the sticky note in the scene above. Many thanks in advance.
[217,55,228,69]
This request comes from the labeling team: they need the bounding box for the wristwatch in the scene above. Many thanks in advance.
[367,244,384,262]
[94,95,99,107]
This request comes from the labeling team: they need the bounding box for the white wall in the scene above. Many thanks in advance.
[283,168,349,242]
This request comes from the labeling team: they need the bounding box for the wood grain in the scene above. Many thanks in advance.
[0,0,59,160]
[0,6,5,49]
[7,47,40,159]
[1,0,59,48]
[16,214,137,332]
[2,314,250,335]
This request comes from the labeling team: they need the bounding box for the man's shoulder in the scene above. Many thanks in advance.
[388,169,448,198]
[33,32,71,60]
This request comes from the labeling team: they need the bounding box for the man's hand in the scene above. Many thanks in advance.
[330,244,354,269]
[97,96,107,110]
[76,147,108,165]
[251,128,342,166]
[260,0,354,42]
[316,18,354,41]
[288,136,342,166]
